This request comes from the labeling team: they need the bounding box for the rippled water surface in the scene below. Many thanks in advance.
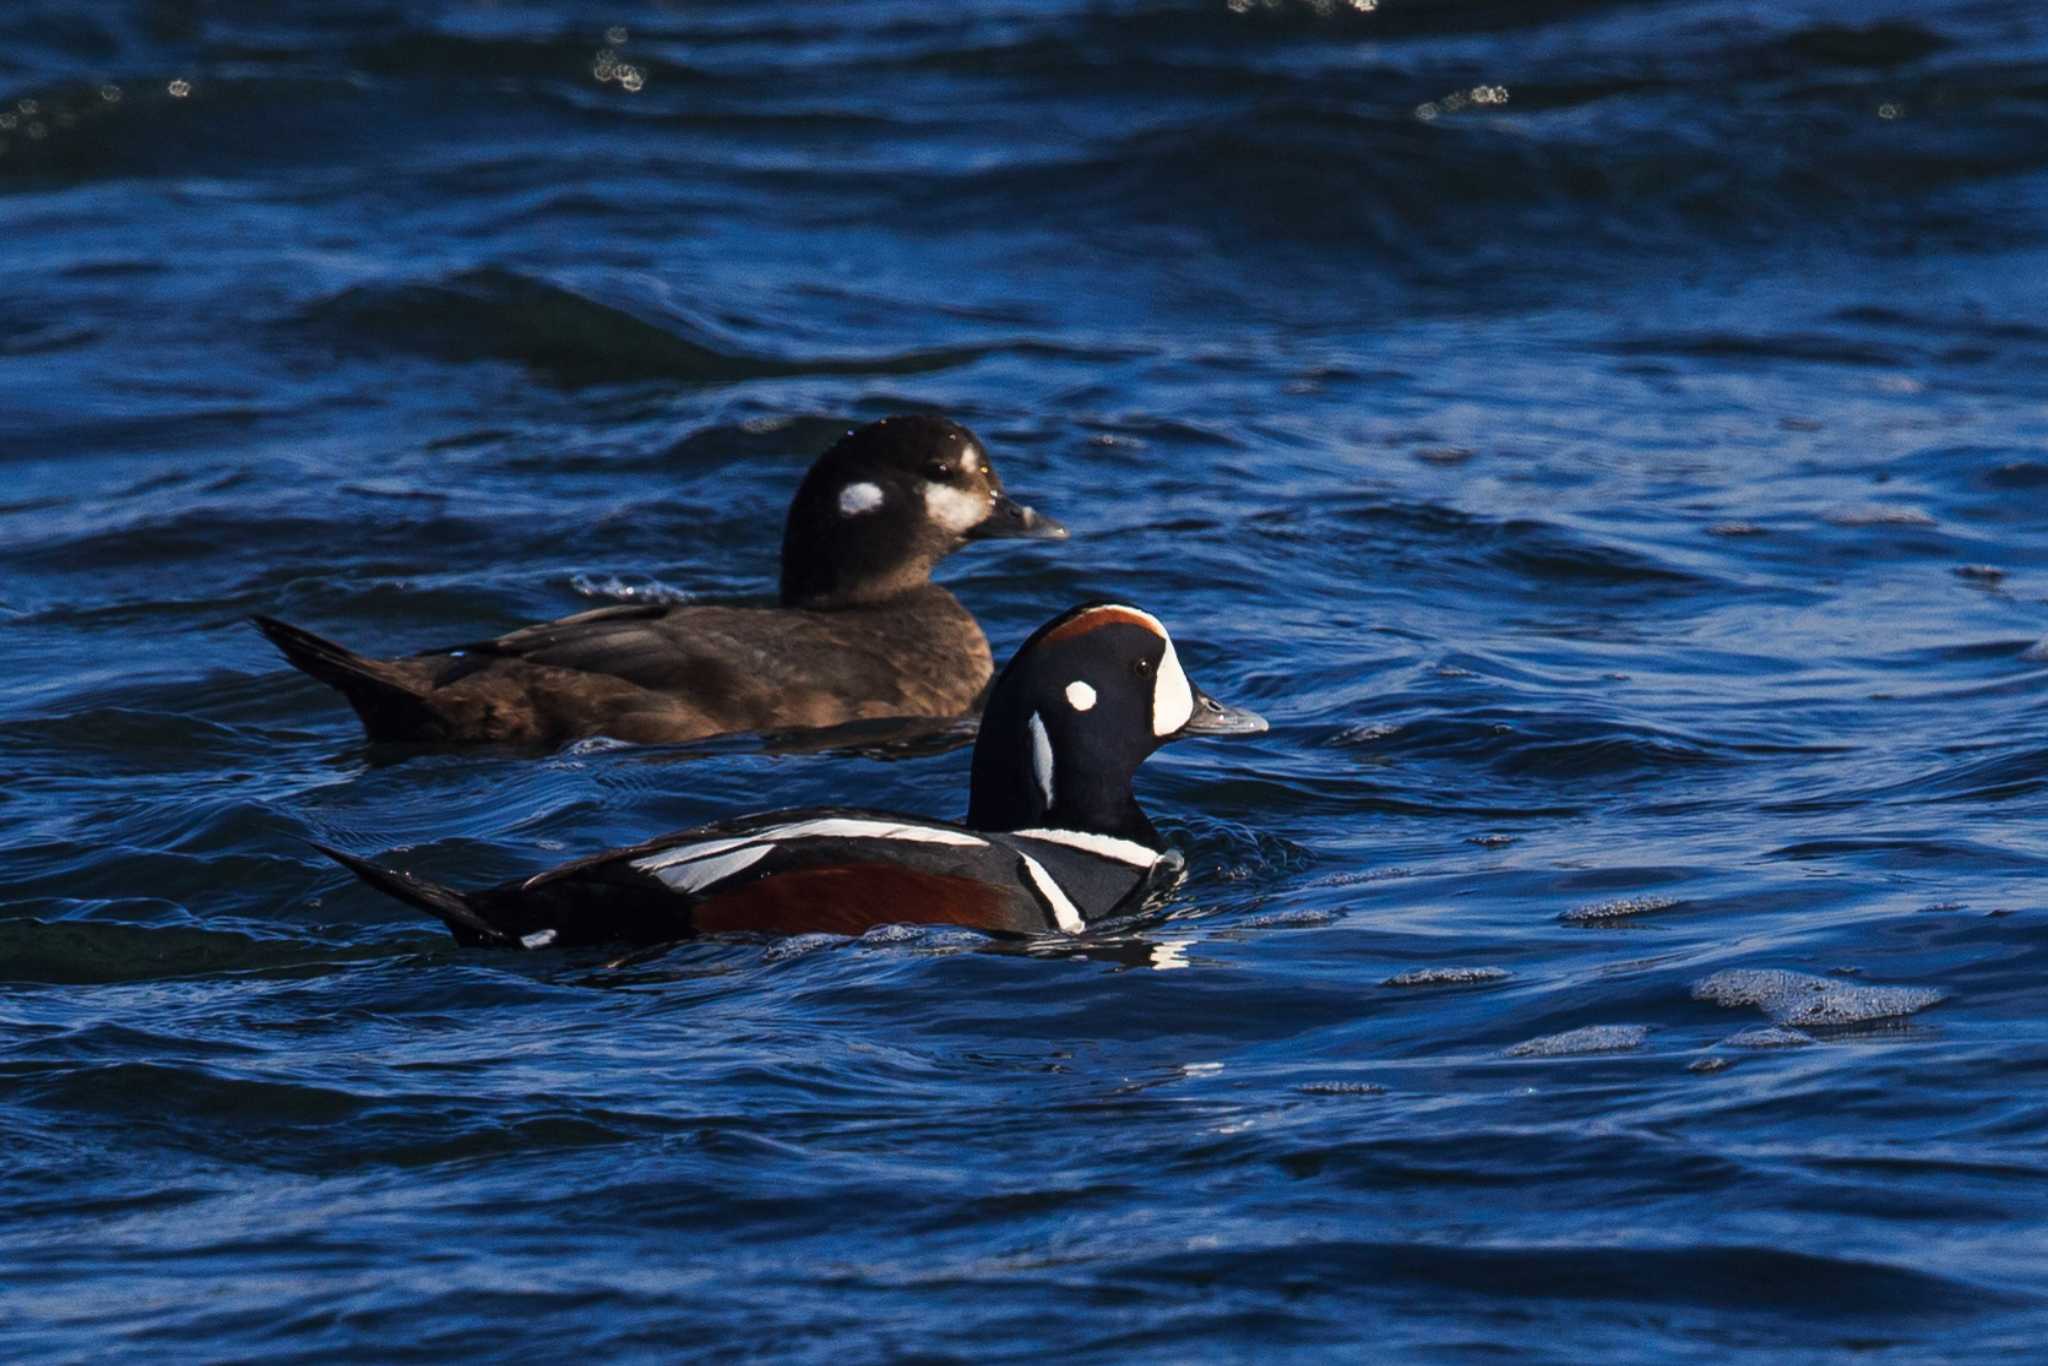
[6,1,2048,1359]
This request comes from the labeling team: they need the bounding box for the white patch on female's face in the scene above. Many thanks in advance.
[923,481,988,534]
[1028,710,1054,807]
[1064,680,1096,711]
[1151,634,1194,736]
[839,482,885,516]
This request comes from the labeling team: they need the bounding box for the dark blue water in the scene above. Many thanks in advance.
[6,1,2048,1358]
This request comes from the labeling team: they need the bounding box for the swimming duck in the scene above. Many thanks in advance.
[315,602,1267,945]
[254,415,1065,746]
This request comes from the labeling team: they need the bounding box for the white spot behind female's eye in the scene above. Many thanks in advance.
[839,482,885,516]
[1028,711,1054,806]
[923,482,987,533]
[1065,680,1097,711]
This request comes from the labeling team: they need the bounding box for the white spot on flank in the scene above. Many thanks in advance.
[1065,680,1097,711]
[1028,711,1054,807]
[1152,633,1194,736]
[520,928,558,949]
[1011,828,1159,867]
[922,482,987,534]
[838,481,884,516]
[1018,853,1085,934]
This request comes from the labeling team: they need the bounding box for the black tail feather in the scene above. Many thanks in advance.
[251,615,441,739]
[309,840,515,947]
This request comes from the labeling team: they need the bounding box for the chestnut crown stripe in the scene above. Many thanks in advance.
[1038,604,1169,645]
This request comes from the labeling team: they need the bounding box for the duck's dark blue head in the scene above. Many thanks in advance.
[779,415,1066,608]
[966,602,1267,847]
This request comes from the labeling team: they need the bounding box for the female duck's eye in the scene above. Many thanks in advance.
[924,460,952,481]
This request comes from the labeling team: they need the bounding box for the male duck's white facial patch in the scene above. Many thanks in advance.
[1065,680,1096,712]
[922,481,987,534]
[1028,710,1054,807]
[838,481,885,516]
[1152,633,1194,736]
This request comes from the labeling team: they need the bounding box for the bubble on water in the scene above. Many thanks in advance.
[1954,564,2005,582]
[1505,1024,1648,1057]
[1825,504,1935,527]
[570,572,693,604]
[1383,966,1509,987]
[1414,446,1472,465]
[761,933,840,964]
[1693,969,1943,1026]
[1560,894,1681,924]
[1329,720,1401,745]
[1707,521,1766,537]
[561,735,635,757]
[1297,1080,1386,1096]
[1723,1026,1815,1049]
[1243,908,1339,929]
[1688,1056,1731,1073]
[1467,833,1515,848]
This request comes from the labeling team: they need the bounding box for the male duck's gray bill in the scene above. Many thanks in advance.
[1180,684,1268,736]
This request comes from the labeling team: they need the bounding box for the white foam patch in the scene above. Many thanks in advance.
[1018,852,1085,934]
[1028,712,1054,807]
[1693,969,1944,1026]
[838,481,885,516]
[652,844,772,894]
[1011,827,1158,867]
[1152,632,1194,736]
[1065,680,1096,711]
[922,482,987,534]
[1504,1024,1649,1058]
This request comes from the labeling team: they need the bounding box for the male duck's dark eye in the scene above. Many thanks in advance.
[1132,658,1152,677]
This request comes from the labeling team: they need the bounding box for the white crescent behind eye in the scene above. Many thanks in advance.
[1152,636,1193,736]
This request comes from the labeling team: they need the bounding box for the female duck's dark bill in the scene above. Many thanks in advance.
[968,491,1067,540]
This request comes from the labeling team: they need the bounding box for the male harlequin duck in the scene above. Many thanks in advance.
[252,415,1065,746]
[315,602,1267,945]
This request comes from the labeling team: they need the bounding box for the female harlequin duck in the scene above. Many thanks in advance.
[252,415,1065,747]
[315,602,1267,945]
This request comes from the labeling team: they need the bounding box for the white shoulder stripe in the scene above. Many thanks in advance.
[628,818,986,892]
[1018,853,1086,934]
[1010,828,1160,868]
[761,818,985,847]
[628,835,758,875]
[650,844,772,894]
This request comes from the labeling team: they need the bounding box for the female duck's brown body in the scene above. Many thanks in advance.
[254,416,1064,746]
